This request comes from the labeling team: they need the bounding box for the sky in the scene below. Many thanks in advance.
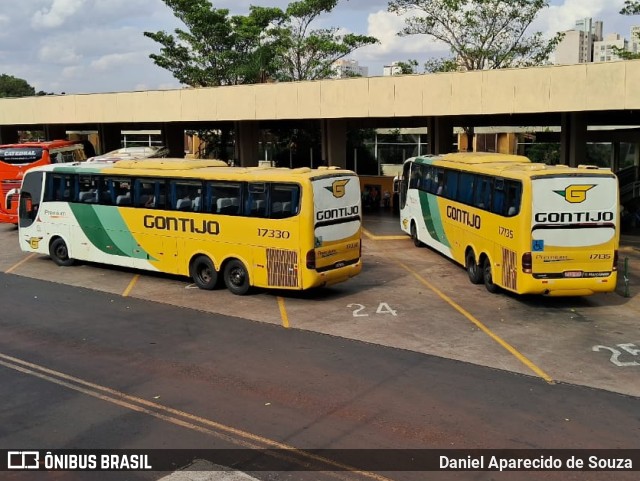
[0,0,637,95]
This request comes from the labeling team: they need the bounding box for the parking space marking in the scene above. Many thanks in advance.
[0,352,390,481]
[277,297,290,329]
[361,228,408,241]
[122,274,140,297]
[5,253,37,274]
[396,260,555,384]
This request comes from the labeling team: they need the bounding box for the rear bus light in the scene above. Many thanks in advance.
[306,249,316,270]
[613,250,618,271]
[522,252,532,273]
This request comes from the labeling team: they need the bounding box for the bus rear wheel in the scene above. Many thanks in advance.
[190,255,218,290]
[483,257,500,294]
[49,238,74,267]
[465,250,483,284]
[224,259,251,295]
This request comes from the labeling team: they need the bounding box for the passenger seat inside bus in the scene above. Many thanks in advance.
[116,192,131,206]
[176,198,192,211]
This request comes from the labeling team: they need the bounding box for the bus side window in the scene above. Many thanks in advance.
[492,179,505,215]
[473,176,492,210]
[505,181,522,217]
[444,170,458,200]
[270,183,300,219]
[247,183,267,218]
[457,173,475,205]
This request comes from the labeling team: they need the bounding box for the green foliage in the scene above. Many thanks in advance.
[524,142,560,165]
[0,74,36,98]
[614,1,640,60]
[144,0,284,86]
[394,59,419,74]
[424,57,460,73]
[274,0,378,81]
[621,0,640,15]
[146,0,378,86]
[387,0,562,70]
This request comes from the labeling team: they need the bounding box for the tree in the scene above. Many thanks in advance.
[144,0,284,87]
[273,0,378,81]
[614,0,640,60]
[146,0,378,85]
[387,0,563,71]
[0,74,36,98]
[621,0,640,15]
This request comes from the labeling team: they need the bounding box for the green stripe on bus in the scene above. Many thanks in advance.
[69,204,155,261]
[418,191,450,247]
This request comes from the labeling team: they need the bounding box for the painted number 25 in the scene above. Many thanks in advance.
[592,343,640,367]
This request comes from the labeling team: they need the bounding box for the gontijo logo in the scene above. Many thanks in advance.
[324,179,349,199]
[553,184,595,204]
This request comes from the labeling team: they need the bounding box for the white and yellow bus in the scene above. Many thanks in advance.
[399,153,619,296]
[18,159,362,295]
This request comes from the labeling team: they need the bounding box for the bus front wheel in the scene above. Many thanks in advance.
[483,258,500,294]
[410,222,422,247]
[190,255,218,290]
[465,250,483,284]
[49,238,74,267]
[224,259,251,295]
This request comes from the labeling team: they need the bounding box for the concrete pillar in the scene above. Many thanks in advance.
[98,124,122,154]
[427,117,455,155]
[560,113,587,167]
[234,121,260,167]
[320,119,347,168]
[635,142,640,182]
[163,123,185,158]
[611,142,620,172]
[45,124,67,140]
[0,126,19,144]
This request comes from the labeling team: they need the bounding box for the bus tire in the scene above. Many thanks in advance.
[465,250,483,284]
[224,259,251,295]
[410,222,422,247]
[190,255,218,290]
[49,237,75,267]
[483,257,500,294]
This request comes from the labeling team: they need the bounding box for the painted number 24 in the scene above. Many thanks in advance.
[347,303,397,317]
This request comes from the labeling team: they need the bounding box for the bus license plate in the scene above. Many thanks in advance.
[564,271,583,278]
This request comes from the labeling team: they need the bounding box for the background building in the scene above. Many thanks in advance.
[594,33,629,62]
[555,17,603,64]
[330,59,368,78]
[382,61,404,76]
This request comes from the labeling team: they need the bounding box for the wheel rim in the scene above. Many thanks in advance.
[198,265,212,284]
[229,266,245,287]
[56,244,68,260]
[484,262,492,284]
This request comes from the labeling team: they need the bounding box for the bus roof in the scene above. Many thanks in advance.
[0,139,80,149]
[34,158,356,180]
[410,153,615,180]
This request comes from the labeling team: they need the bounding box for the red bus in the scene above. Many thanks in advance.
[0,139,87,224]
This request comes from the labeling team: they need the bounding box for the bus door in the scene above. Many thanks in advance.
[530,176,618,279]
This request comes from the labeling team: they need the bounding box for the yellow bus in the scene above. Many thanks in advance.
[399,153,619,296]
[18,159,362,295]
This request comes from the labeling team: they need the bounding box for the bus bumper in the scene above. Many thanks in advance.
[309,259,362,288]
[519,273,617,296]
[0,210,17,224]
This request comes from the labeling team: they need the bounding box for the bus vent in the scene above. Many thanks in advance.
[267,248,300,288]
[501,247,517,291]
